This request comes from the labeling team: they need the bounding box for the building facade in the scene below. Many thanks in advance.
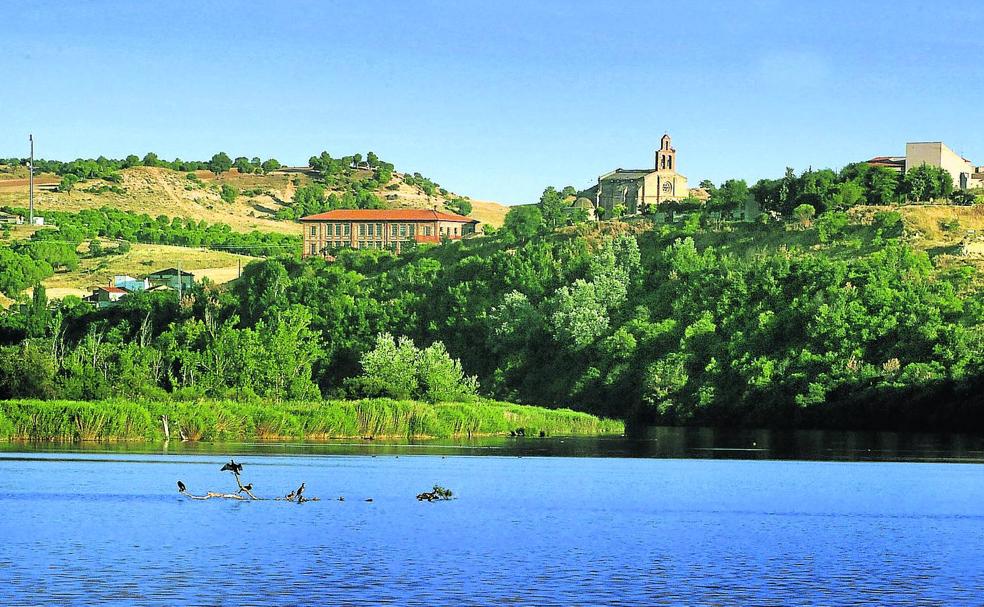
[592,134,691,216]
[867,142,981,190]
[83,286,128,309]
[905,142,979,190]
[300,209,479,258]
[146,268,195,291]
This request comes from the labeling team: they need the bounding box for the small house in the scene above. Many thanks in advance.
[146,268,195,290]
[114,275,150,292]
[84,286,128,309]
[0,212,23,225]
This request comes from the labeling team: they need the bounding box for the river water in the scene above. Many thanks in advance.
[2,428,984,606]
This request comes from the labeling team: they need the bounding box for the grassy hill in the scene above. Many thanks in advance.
[33,242,255,301]
[0,164,510,233]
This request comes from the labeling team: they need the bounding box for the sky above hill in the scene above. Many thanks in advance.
[1,1,982,204]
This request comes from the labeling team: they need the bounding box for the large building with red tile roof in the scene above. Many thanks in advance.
[299,209,479,257]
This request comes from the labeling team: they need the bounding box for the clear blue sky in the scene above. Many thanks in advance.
[1,1,981,204]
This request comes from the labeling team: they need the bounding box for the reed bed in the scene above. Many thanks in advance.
[0,398,623,442]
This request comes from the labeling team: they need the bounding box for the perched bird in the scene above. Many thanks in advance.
[285,491,295,500]
[238,483,253,493]
[177,480,186,492]
[295,482,306,498]
[220,459,243,474]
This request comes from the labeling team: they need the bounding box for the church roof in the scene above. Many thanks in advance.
[599,169,653,181]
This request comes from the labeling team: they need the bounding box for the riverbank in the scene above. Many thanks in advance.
[0,398,623,442]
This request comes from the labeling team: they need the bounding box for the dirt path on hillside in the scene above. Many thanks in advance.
[149,169,184,207]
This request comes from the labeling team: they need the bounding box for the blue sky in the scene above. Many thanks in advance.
[1,1,981,204]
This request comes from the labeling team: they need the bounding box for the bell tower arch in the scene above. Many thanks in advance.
[655,133,676,171]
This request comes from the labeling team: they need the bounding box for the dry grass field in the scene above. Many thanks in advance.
[0,166,511,231]
[34,243,255,301]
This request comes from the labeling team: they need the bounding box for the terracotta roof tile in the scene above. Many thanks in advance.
[300,209,477,223]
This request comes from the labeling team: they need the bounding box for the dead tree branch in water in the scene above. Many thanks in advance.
[416,485,454,501]
[176,459,318,503]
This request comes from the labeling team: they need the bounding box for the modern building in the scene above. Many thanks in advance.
[299,209,479,258]
[866,142,981,190]
[146,268,195,291]
[585,134,692,216]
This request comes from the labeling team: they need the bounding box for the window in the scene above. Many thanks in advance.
[310,226,317,236]
[454,227,459,236]
[309,243,316,255]
[359,224,366,237]
[391,224,398,236]
[344,224,351,236]
[409,225,416,236]
[400,224,407,237]
[376,223,382,238]
[335,224,341,236]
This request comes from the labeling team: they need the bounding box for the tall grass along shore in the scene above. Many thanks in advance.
[0,398,624,442]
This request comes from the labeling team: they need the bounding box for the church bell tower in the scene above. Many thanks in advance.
[655,133,676,171]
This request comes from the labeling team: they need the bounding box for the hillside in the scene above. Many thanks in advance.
[34,242,255,301]
[0,164,510,233]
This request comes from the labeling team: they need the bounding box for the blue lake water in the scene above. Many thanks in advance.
[2,431,984,605]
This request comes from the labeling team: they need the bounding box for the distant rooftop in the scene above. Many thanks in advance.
[300,209,477,223]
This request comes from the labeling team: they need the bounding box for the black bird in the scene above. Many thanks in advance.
[295,482,305,498]
[177,480,186,492]
[220,459,243,474]
[239,483,253,493]
[285,491,295,500]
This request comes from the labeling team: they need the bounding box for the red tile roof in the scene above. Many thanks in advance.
[300,209,477,223]
[95,286,128,294]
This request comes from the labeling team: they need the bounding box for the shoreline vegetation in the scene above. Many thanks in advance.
[0,398,623,442]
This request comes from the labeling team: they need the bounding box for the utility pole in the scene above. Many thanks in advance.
[28,134,34,225]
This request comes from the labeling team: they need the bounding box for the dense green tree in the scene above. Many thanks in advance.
[220,183,239,204]
[902,164,953,201]
[502,206,544,240]
[59,174,79,196]
[208,152,233,176]
[539,186,570,229]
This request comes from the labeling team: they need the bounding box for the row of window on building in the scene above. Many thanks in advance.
[308,222,463,239]
[309,240,408,254]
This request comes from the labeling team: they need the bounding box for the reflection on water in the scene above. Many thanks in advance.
[1,428,984,605]
[4,425,984,463]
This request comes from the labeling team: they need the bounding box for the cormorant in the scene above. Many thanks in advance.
[295,482,305,498]
[220,459,243,474]
[239,483,253,492]
[177,480,186,492]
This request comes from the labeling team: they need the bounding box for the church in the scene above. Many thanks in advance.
[586,134,692,216]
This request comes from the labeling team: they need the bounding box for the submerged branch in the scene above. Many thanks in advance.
[176,459,317,503]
